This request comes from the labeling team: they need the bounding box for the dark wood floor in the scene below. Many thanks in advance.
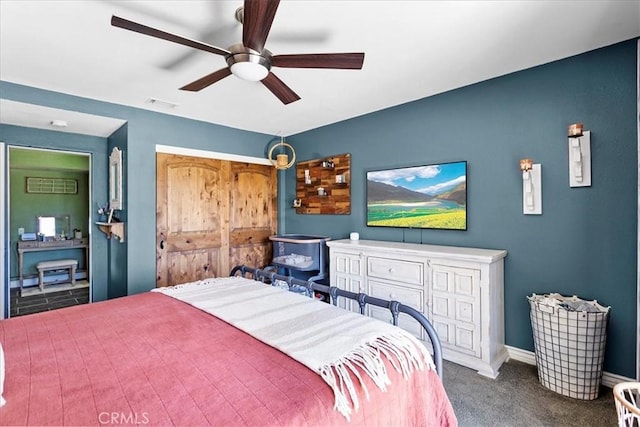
[10,286,89,317]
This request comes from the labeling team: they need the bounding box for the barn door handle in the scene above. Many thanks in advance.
[160,239,165,250]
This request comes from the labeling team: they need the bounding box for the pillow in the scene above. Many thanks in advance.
[0,341,5,406]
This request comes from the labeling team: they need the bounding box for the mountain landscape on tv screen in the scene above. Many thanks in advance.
[366,164,467,230]
[367,180,466,205]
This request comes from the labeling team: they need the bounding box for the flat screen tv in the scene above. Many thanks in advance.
[366,161,467,230]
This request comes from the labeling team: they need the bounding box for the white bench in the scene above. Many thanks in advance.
[36,259,77,291]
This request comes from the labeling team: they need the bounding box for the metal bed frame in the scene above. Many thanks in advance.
[230,264,444,378]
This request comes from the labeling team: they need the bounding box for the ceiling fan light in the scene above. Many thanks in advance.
[230,61,269,81]
[227,44,272,82]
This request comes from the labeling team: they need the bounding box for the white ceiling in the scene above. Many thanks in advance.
[1,1,638,137]
[0,99,126,137]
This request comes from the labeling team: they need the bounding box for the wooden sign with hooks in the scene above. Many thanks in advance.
[295,153,351,214]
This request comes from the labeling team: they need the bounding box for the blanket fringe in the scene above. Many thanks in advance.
[318,331,434,420]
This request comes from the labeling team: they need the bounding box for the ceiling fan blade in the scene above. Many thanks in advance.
[272,53,365,69]
[161,23,238,70]
[261,73,300,105]
[242,0,280,52]
[111,15,230,57]
[180,68,232,91]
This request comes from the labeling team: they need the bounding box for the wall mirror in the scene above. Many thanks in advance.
[109,147,123,210]
[37,215,70,238]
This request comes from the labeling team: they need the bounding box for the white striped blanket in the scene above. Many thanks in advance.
[152,276,435,419]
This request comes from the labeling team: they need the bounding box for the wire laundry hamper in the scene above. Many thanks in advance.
[528,293,610,400]
[614,382,640,427]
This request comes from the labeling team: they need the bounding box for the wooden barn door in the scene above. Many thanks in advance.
[156,153,277,287]
[228,161,278,269]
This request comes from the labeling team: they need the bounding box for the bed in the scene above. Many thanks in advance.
[0,266,456,426]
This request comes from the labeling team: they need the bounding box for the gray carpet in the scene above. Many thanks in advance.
[443,359,616,427]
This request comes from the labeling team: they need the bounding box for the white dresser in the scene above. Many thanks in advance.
[327,239,508,378]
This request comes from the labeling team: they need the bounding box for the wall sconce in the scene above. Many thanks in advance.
[567,123,591,187]
[267,136,296,170]
[520,158,542,215]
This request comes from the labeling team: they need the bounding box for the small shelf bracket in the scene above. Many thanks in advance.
[96,222,125,242]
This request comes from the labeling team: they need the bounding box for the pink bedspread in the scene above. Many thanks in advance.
[0,292,456,426]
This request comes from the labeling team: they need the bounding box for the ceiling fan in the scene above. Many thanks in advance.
[111,0,365,105]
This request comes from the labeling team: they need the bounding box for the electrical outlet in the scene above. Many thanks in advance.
[18,227,24,236]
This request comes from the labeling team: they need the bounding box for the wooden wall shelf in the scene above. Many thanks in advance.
[96,222,125,242]
[295,153,351,215]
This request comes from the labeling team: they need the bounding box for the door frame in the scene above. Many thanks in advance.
[155,145,272,166]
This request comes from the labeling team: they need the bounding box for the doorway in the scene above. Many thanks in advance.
[8,146,91,316]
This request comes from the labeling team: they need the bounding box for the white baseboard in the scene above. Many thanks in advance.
[505,345,537,365]
[505,345,635,388]
[10,271,88,289]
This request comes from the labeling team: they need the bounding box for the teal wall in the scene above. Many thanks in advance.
[0,38,637,377]
[118,106,271,295]
[107,124,128,299]
[9,158,89,277]
[283,39,638,377]
[10,148,90,170]
[0,81,273,299]
[0,125,110,302]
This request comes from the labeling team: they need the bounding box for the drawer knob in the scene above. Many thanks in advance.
[388,268,393,273]
[389,293,396,299]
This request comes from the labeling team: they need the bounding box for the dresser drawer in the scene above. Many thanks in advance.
[18,241,39,249]
[367,257,423,286]
[40,239,73,248]
[368,280,424,340]
[368,280,423,309]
